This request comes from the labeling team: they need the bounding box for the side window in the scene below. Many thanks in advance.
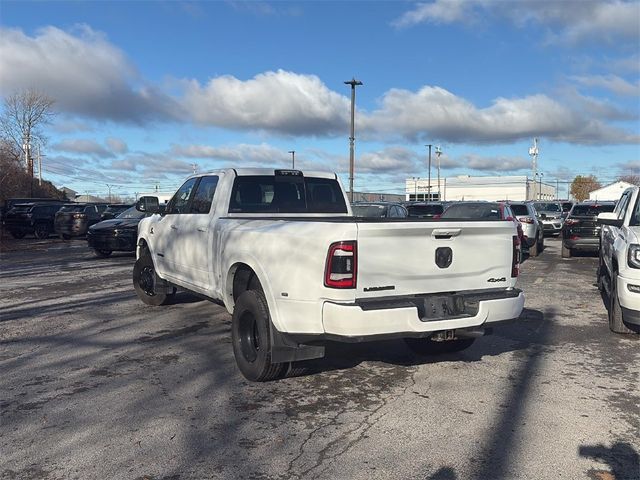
[614,193,629,219]
[190,176,219,214]
[166,178,198,214]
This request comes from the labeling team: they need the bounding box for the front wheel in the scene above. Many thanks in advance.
[33,223,49,240]
[231,290,286,382]
[133,254,170,306]
[61,234,72,240]
[94,248,112,258]
[404,337,475,356]
[609,273,635,334]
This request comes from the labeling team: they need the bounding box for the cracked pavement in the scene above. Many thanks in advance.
[1,236,638,479]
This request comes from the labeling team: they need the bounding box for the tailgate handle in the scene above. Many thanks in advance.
[432,229,461,239]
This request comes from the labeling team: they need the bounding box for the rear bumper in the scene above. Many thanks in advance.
[563,237,599,251]
[320,289,525,340]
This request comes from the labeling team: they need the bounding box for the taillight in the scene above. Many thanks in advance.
[512,235,520,278]
[518,216,534,224]
[324,241,357,289]
[565,218,580,226]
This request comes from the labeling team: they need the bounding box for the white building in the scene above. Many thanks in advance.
[405,175,556,202]
[588,181,634,201]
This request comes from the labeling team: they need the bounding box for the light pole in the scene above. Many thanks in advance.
[539,173,544,200]
[435,146,442,201]
[288,150,295,169]
[106,184,113,203]
[412,176,418,201]
[344,78,363,203]
[425,144,433,201]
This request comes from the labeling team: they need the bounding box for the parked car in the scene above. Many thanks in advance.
[440,201,527,250]
[351,202,408,218]
[1,197,64,221]
[405,202,446,218]
[2,202,65,239]
[88,204,164,257]
[508,202,544,257]
[561,201,616,258]
[100,204,133,220]
[597,187,640,334]
[533,202,564,236]
[132,169,524,382]
[54,203,108,239]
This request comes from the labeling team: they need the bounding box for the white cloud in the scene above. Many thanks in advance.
[393,0,640,45]
[171,142,290,165]
[181,70,349,135]
[106,137,128,154]
[51,139,115,158]
[462,154,531,172]
[571,74,640,97]
[0,25,182,122]
[360,85,639,145]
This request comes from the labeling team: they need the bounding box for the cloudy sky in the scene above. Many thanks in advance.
[1,0,639,199]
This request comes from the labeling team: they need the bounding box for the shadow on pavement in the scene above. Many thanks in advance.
[579,442,640,480]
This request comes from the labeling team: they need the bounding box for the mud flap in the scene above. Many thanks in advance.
[270,325,325,363]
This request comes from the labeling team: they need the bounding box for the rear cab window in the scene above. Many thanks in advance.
[441,203,502,220]
[229,172,347,214]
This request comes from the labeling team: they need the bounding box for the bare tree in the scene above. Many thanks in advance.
[0,89,55,177]
[618,174,640,186]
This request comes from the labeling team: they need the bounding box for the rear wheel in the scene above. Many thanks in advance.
[561,242,572,258]
[609,273,635,334]
[404,337,475,356]
[133,252,170,306]
[33,223,49,240]
[231,290,286,382]
[10,230,26,239]
[94,248,112,257]
[61,233,72,240]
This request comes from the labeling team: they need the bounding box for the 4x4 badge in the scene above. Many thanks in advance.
[487,277,506,283]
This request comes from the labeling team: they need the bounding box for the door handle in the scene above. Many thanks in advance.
[170,225,178,230]
[432,229,461,239]
[197,227,208,233]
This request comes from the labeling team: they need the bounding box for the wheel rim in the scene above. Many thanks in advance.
[35,225,47,238]
[238,311,259,363]
[139,266,156,296]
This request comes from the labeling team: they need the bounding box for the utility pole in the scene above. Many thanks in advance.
[288,150,295,169]
[344,78,363,203]
[435,146,442,201]
[106,184,113,203]
[37,143,44,186]
[529,138,539,199]
[425,144,433,201]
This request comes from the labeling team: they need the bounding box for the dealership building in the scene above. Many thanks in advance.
[405,175,556,202]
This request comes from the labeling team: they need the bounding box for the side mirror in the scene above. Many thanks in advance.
[136,196,160,213]
[597,212,623,227]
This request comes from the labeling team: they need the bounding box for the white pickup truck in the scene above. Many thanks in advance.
[133,168,525,381]
[597,186,640,334]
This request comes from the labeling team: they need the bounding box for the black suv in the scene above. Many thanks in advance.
[54,204,108,239]
[561,201,616,258]
[3,202,64,239]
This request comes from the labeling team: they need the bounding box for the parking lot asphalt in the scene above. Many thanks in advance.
[1,236,638,480]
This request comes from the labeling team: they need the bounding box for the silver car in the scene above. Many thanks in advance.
[509,202,544,257]
[533,201,564,236]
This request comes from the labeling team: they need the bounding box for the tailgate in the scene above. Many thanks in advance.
[355,221,517,298]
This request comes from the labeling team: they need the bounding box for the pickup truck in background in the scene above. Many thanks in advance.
[133,169,525,381]
[597,186,640,334]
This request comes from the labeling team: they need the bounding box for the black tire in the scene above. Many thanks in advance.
[94,248,112,257]
[537,232,544,252]
[132,253,170,306]
[10,230,26,239]
[33,223,49,240]
[61,234,72,240]
[597,254,606,292]
[561,242,572,258]
[231,290,286,382]
[609,273,634,334]
[405,336,475,356]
